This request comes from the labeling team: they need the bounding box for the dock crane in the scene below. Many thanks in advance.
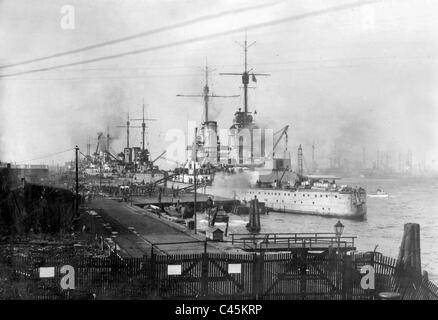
[105,150,119,162]
[278,165,289,185]
[273,125,289,157]
[93,132,103,163]
[149,150,167,167]
[94,133,103,155]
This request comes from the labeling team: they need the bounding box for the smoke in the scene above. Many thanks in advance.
[332,118,381,161]
[208,170,259,198]
[214,171,253,188]
[67,83,127,154]
[208,102,223,122]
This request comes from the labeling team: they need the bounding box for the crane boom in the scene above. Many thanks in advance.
[278,166,289,184]
[94,132,103,155]
[151,150,167,164]
[273,125,289,153]
[105,150,118,161]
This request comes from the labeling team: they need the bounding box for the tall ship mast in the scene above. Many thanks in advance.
[220,33,270,165]
[177,61,239,166]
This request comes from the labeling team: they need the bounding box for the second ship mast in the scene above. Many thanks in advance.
[220,32,270,127]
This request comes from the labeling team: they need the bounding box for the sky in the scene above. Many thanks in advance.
[1,0,437,170]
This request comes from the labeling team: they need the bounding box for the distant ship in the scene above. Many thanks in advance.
[167,35,367,220]
[368,188,389,198]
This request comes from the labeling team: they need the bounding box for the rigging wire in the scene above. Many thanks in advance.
[2,54,435,81]
[0,1,281,70]
[0,0,380,78]
[14,148,75,164]
[2,56,434,81]
[79,151,88,159]
[5,52,433,78]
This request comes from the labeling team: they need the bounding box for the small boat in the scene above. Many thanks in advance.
[368,188,389,198]
[206,207,230,225]
[144,204,162,215]
[164,205,182,217]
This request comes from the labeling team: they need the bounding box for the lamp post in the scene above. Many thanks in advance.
[334,220,344,254]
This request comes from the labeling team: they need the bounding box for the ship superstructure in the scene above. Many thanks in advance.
[177,62,239,166]
[79,102,166,184]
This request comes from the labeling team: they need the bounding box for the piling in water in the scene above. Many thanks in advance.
[397,223,421,276]
[247,196,261,233]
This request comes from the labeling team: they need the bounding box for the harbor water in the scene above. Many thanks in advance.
[198,176,438,281]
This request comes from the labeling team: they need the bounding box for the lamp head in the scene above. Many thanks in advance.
[334,220,344,237]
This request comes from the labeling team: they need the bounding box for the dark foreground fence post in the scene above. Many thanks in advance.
[398,223,421,277]
[252,252,264,299]
[422,271,430,300]
[300,251,307,300]
[150,245,156,295]
[342,254,353,300]
[201,241,209,298]
[396,223,422,298]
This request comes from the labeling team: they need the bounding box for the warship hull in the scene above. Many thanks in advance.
[168,181,367,220]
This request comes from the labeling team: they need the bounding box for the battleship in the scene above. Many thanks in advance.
[77,103,167,184]
[166,35,368,219]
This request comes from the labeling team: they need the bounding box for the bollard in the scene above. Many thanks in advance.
[378,292,401,300]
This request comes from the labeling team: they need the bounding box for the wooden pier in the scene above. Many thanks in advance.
[230,232,356,253]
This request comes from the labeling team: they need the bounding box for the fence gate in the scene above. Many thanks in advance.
[206,253,254,299]
[151,252,255,299]
[152,253,203,299]
[260,252,346,300]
